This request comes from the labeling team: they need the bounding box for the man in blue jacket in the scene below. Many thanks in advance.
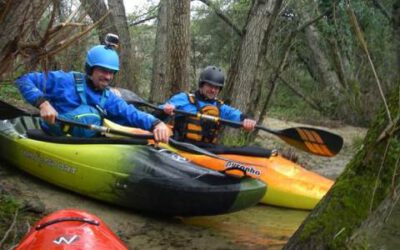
[160,65,256,146]
[16,44,170,142]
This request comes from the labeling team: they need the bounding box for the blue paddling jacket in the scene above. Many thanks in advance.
[16,70,160,136]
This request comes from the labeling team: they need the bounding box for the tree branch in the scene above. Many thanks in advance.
[196,0,243,37]
[45,10,111,57]
[265,60,323,112]
[0,208,19,247]
[295,9,332,33]
[129,15,157,26]
[346,1,392,123]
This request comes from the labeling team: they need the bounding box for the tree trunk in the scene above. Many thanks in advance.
[284,83,400,249]
[150,0,191,102]
[220,0,281,142]
[165,0,191,95]
[301,20,342,97]
[107,0,138,91]
[150,0,169,103]
[79,0,117,38]
[347,184,400,249]
[224,0,280,114]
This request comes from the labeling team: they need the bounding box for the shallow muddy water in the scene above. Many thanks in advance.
[1,162,308,249]
[184,206,309,249]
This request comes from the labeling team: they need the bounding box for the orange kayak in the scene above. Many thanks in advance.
[172,151,333,210]
[104,119,334,210]
[14,209,128,250]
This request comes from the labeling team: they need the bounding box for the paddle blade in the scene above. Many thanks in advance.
[0,100,32,119]
[277,127,343,157]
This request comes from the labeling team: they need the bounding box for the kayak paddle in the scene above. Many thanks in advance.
[128,99,344,157]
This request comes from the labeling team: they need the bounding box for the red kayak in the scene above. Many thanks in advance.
[15,209,128,250]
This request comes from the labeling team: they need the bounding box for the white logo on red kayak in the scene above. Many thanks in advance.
[53,235,79,245]
[225,161,261,176]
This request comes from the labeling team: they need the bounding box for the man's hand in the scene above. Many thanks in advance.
[39,101,58,124]
[152,122,171,143]
[242,118,256,132]
[163,103,175,115]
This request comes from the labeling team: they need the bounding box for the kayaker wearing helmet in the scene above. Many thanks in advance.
[160,65,256,147]
[15,42,170,142]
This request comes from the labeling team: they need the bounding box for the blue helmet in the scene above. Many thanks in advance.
[85,45,119,74]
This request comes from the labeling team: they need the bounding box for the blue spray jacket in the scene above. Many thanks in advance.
[160,92,245,122]
[16,70,159,131]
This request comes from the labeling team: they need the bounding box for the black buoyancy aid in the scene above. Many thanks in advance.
[174,93,223,144]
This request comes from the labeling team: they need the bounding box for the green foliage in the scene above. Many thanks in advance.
[0,84,21,100]
[191,0,250,69]
[266,79,326,124]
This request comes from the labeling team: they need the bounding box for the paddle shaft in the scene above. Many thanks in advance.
[56,117,154,140]
[131,100,344,157]
[134,101,288,132]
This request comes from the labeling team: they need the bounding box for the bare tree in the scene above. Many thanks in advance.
[165,0,191,94]
[298,7,342,97]
[79,0,117,39]
[107,0,138,91]
[224,0,282,112]
[0,0,106,80]
[0,0,51,79]
[150,1,169,103]
[150,0,191,102]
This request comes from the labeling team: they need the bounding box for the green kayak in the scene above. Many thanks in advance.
[0,116,266,216]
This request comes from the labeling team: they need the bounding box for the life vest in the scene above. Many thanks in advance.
[174,93,223,144]
[41,72,108,138]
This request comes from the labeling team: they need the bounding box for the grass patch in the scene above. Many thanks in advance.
[0,192,41,249]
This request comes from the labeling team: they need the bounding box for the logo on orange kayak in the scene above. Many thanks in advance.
[225,161,261,176]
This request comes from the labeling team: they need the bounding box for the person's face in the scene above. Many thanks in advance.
[199,83,221,99]
[90,67,115,90]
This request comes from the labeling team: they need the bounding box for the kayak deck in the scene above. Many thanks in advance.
[15,209,128,250]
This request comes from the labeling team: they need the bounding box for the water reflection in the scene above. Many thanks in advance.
[184,205,309,249]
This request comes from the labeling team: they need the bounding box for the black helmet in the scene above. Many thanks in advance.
[198,65,225,88]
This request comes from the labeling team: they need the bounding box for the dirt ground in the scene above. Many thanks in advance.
[0,118,367,249]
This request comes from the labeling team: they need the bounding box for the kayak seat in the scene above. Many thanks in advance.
[204,145,273,158]
[26,129,149,145]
